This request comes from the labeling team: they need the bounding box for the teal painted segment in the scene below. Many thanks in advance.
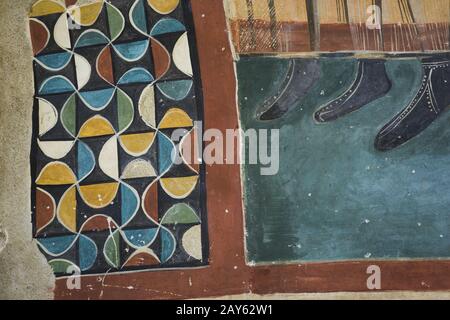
[77,141,95,180]
[123,229,157,248]
[79,235,97,271]
[118,68,154,85]
[114,40,149,61]
[80,88,115,110]
[121,184,139,225]
[75,31,109,48]
[39,76,75,94]
[131,0,148,34]
[36,52,71,70]
[38,235,76,255]
[156,79,192,101]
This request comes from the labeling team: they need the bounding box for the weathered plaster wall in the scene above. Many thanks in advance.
[0,0,55,300]
[0,0,449,300]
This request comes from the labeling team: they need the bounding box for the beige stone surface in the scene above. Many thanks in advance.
[0,0,448,300]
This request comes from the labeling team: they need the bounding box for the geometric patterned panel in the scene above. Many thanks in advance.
[29,0,208,277]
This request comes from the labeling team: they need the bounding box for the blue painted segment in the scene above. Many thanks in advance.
[38,235,76,255]
[131,0,148,34]
[160,228,175,262]
[123,228,158,247]
[121,184,139,225]
[157,132,175,174]
[75,31,109,48]
[118,68,154,85]
[77,142,95,180]
[79,235,97,271]
[39,76,75,95]
[113,40,149,61]
[36,52,72,70]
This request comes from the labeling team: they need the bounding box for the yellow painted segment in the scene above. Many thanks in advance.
[160,176,198,199]
[58,186,77,232]
[69,1,103,26]
[120,132,156,155]
[79,116,115,138]
[29,0,65,17]
[147,0,180,15]
[159,108,193,129]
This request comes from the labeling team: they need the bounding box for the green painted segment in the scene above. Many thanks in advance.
[107,3,124,40]
[49,260,77,274]
[104,231,120,268]
[117,89,134,131]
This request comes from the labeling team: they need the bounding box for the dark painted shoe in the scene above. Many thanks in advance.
[257,59,321,121]
[314,59,391,122]
[375,59,450,151]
